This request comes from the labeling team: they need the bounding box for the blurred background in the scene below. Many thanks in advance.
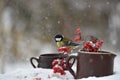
[0,0,120,73]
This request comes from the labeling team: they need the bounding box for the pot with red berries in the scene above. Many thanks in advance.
[51,28,116,78]
[65,28,117,79]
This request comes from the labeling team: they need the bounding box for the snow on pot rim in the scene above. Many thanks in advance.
[78,50,116,55]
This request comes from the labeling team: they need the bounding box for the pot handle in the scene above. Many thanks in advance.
[66,55,77,78]
[30,57,39,68]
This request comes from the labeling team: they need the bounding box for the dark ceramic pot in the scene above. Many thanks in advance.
[66,51,116,79]
[30,53,61,69]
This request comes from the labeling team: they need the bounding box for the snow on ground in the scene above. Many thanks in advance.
[0,54,120,80]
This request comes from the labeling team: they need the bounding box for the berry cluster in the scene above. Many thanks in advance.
[74,28,104,52]
[74,28,82,42]
[52,58,72,75]
[57,47,69,53]
[83,40,104,52]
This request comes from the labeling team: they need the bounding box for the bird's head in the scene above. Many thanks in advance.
[55,34,64,42]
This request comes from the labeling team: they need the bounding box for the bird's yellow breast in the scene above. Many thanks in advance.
[56,42,64,48]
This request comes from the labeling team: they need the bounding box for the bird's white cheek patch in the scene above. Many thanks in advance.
[56,38,61,41]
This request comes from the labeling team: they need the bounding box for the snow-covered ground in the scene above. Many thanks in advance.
[0,53,120,80]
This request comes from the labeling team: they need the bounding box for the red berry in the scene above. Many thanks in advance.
[52,59,60,66]
[94,40,104,51]
[33,78,41,80]
[62,64,67,70]
[60,59,66,65]
[83,41,91,50]
[76,28,82,34]
[52,64,66,75]
[74,36,81,42]
[58,47,69,53]
[83,41,97,52]
[60,70,66,75]
[53,65,61,73]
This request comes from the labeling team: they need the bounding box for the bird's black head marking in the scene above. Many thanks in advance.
[55,34,63,42]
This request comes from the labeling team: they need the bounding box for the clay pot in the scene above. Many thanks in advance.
[66,51,116,79]
[30,53,61,68]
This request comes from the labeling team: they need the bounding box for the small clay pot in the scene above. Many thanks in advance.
[66,51,116,79]
[30,53,61,69]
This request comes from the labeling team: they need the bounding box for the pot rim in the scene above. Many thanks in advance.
[39,53,61,58]
[78,50,116,55]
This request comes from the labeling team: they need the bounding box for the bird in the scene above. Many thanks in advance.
[54,34,82,53]
[54,34,80,48]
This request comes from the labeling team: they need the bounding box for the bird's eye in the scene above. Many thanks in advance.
[56,38,62,41]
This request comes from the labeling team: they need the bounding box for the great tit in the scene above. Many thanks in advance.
[54,34,80,48]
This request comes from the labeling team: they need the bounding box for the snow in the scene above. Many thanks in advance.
[0,54,120,80]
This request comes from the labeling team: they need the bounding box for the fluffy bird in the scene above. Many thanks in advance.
[54,34,80,53]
